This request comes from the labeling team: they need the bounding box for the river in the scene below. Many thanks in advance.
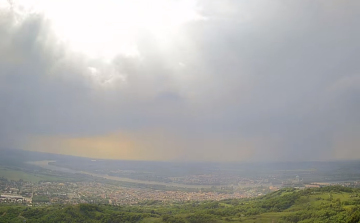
[28,160,213,189]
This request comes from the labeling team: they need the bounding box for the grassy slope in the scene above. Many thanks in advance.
[1,186,360,222]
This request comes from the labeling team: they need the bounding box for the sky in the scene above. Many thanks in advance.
[0,0,359,162]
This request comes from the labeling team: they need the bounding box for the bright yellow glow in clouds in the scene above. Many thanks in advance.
[24,131,258,162]
[26,132,172,161]
[2,0,204,60]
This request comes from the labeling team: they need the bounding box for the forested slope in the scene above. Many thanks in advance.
[2,186,360,223]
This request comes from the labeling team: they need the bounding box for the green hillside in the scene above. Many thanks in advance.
[2,186,360,223]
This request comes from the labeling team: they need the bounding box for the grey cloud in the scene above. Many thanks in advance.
[0,0,359,161]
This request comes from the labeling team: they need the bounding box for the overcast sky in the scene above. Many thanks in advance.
[0,0,359,162]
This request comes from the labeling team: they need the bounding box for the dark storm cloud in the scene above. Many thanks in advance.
[0,0,359,161]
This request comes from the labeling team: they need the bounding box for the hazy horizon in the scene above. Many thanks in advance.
[0,0,359,162]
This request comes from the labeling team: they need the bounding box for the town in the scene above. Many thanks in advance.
[2,176,360,207]
[0,178,267,206]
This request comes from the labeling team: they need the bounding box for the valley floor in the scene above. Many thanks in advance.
[1,186,360,222]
